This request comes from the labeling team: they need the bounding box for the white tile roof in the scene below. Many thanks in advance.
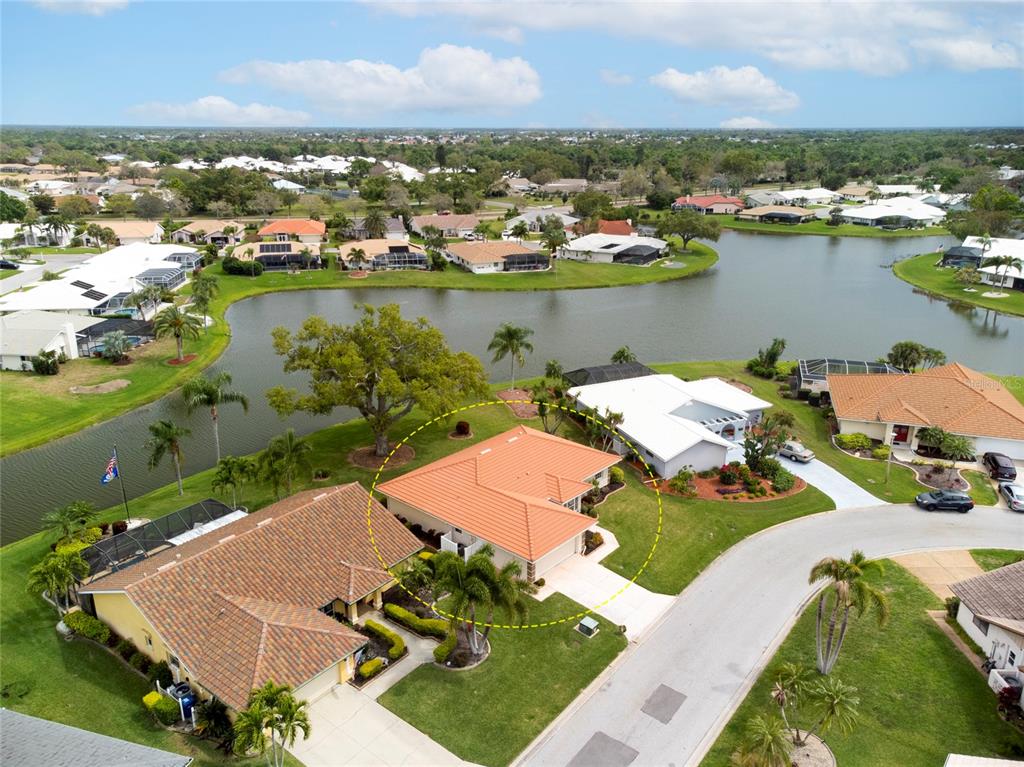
[563,233,667,253]
[842,196,945,222]
[0,310,103,356]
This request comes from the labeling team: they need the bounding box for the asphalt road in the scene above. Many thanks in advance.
[518,503,1024,767]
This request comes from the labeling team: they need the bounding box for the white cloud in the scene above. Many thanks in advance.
[481,25,524,44]
[219,44,541,115]
[367,1,1022,74]
[32,0,128,14]
[126,96,311,127]
[651,66,799,112]
[720,116,776,130]
[912,37,1022,71]
[600,69,633,86]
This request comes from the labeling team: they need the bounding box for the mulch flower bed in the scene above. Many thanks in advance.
[648,473,806,502]
[348,271,369,279]
[497,388,539,418]
[724,378,754,394]
[348,443,415,471]
[165,354,198,366]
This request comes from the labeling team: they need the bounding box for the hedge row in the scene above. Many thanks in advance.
[364,619,405,661]
[434,632,457,664]
[63,610,110,644]
[359,657,384,679]
[383,603,448,639]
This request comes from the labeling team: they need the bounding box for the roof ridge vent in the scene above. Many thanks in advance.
[256,518,274,527]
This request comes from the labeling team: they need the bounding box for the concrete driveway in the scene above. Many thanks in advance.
[891,549,984,600]
[517,504,1023,767]
[783,457,887,509]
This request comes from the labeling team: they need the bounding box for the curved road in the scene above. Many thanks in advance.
[518,504,1024,767]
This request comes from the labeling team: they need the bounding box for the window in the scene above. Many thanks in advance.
[143,630,153,648]
[1009,651,1017,667]
[972,614,990,635]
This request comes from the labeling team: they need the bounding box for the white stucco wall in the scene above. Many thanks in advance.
[974,437,1024,461]
[532,534,586,580]
[957,603,1024,669]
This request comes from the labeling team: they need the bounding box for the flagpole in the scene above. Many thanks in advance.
[113,444,132,523]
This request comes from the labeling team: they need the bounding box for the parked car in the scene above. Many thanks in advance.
[915,489,974,513]
[999,482,1024,512]
[983,452,1018,481]
[0,259,18,270]
[777,440,815,463]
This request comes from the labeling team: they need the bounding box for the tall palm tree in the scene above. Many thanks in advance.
[260,429,312,497]
[981,254,1023,294]
[479,559,536,645]
[800,677,860,744]
[233,681,308,767]
[433,545,497,657]
[212,455,257,509]
[233,699,274,766]
[939,433,975,485]
[41,501,98,542]
[43,212,72,244]
[273,693,311,764]
[27,551,89,614]
[190,271,219,333]
[182,371,249,463]
[346,247,368,271]
[731,713,792,767]
[85,223,106,249]
[808,550,890,674]
[362,207,387,239]
[540,227,567,268]
[125,284,165,318]
[487,322,534,390]
[153,305,202,362]
[146,419,191,496]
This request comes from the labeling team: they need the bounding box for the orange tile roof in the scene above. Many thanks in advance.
[257,219,326,236]
[82,484,420,708]
[446,241,535,264]
[377,426,619,560]
[828,363,1024,441]
[596,219,634,236]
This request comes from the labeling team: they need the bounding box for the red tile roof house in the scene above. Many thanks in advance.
[572,219,635,236]
[78,484,421,709]
[376,425,620,582]
[671,195,745,214]
[257,218,327,244]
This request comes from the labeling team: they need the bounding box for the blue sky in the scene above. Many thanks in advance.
[2,0,1022,128]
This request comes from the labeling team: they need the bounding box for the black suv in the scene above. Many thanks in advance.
[915,489,974,513]
[983,452,1018,481]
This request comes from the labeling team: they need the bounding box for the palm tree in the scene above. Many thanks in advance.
[146,419,191,495]
[27,550,89,614]
[190,271,219,332]
[233,699,274,766]
[260,429,312,497]
[731,713,792,767]
[182,371,249,463]
[41,501,98,542]
[212,455,257,509]
[544,359,564,383]
[234,682,310,767]
[510,221,529,243]
[43,212,72,245]
[487,323,534,390]
[473,221,492,241]
[85,223,107,249]
[540,227,568,264]
[800,677,860,745]
[939,432,975,485]
[770,662,812,743]
[100,330,132,363]
[808,550,890,674]
[347,247,368,271]
[981,254,1023,295]
[362,207,387,239]
[273,692,311,763]
[125,284,165,318]
[479,558,536,646]
[611,345,637,364]
[433,545,497,657]
[153,305,202,362]
[398,555,443,613]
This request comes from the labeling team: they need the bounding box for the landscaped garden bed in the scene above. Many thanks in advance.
[647,461,804,503]
[349,618,409,688]
[497,388,539,418]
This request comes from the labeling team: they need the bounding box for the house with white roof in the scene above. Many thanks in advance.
[876,183,928,197]
[775,187,841,206]
[568,374,772,476]
[964,236,1024,292]
[559,233,668,265]
[272,178,306,193]
[0,310,103,371]
[840,197,945,228]
[503,209,579,235]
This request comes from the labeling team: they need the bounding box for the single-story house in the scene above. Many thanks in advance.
[409,214,481,238]
[337,239,427,271]
[914,191,969,210]
[504,176,538,195]
[940,245,985,268]
[232,241,321,271]
[568,374,772,477]
[672,195,745,214]
[257,219,326,244]
[828,363,1024,459]
[587,219,635,236]
[18,223,74,248]
[79,484,422,709]
[341,216,407,241]
[979,263,1024,292]
[54,193,101,212]
[951,561,1024,674]
[170,220,244,246]
[876,184,925,197]
[271,178,306,193]
[836,184,876,203]
[377,425,619,582]
[0,310,103,371]
[85,220,164,246]
[735,205,816,224]
[445,241,549,274]
[775,187,841,206]
[839,197,945,228]
[540,178,589,195]
[564,362,657,388]
[503,209,579,235]
[963,236,1024,292]
[745,190,784,207]
[794,358,904,395]
[559,233,668,265]
[0,709,192,767]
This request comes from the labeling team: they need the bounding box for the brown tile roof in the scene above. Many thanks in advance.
[950,561,1024,638]
[410,214,481,232]
[828,363,1024,441]
[82,483,420,708]
[173,219,243,234]
[596,219,634,236]
[257,219,326,237]
[102,220,161,238]
[673,194,745,207]
[445,240,534,264]
[377,426,618,560]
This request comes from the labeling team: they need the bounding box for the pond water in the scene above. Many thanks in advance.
[4,229,1021,544]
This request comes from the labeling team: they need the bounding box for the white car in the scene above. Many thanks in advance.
[777,440,815,463]
[999,482,1024,512]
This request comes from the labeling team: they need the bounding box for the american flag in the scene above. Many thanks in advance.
[101,453,119,485]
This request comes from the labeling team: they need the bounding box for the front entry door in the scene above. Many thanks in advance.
[892,425,910,444]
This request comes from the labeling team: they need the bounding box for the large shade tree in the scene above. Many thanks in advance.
[267,304,489,457]
[656,209,721,250]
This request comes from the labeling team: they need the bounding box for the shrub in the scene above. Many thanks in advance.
[112,520,128,534]
[129,652,151,673]
[221,256,263,276]
[434,632,457,664]
[147,660,174,687]
[535,578,546,587]
[945,596,961,620]
[364,619,406,660]
[116,638,137,661]
[41,270,61,281]
[152,695,180,725]
[63,610,110,644]
[417,550,434,561]
[754,457,783,482]
[743,477,761,493]
[668,469,696,497]
[105,630,121,649]
[807,392,822,407]
[609,466,625,485]
[455,420,471,436]
[359,657,384,679]
[718,466,738,485]
[55,539,90,555]
[99,522,110,534]
[312,467,330,480]
[696,468,718,479]
[835,432,872,451]
[31,350,59,375]
[872,445,891,460]
[383,604,448,638]
[772,470,796,493]
[143,691,162,710]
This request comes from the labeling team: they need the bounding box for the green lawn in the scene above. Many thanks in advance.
[710,214,949,239]
[0,245,716,457]
[22,246,102,255]
[653,361,925,503]
[0,268,22,279]
[598,472,834,594]
[964,470,999,506]
[971,549,1024,571]
[893,253,1024,318]
[378,593,627,767]
[701,562,1024,767]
